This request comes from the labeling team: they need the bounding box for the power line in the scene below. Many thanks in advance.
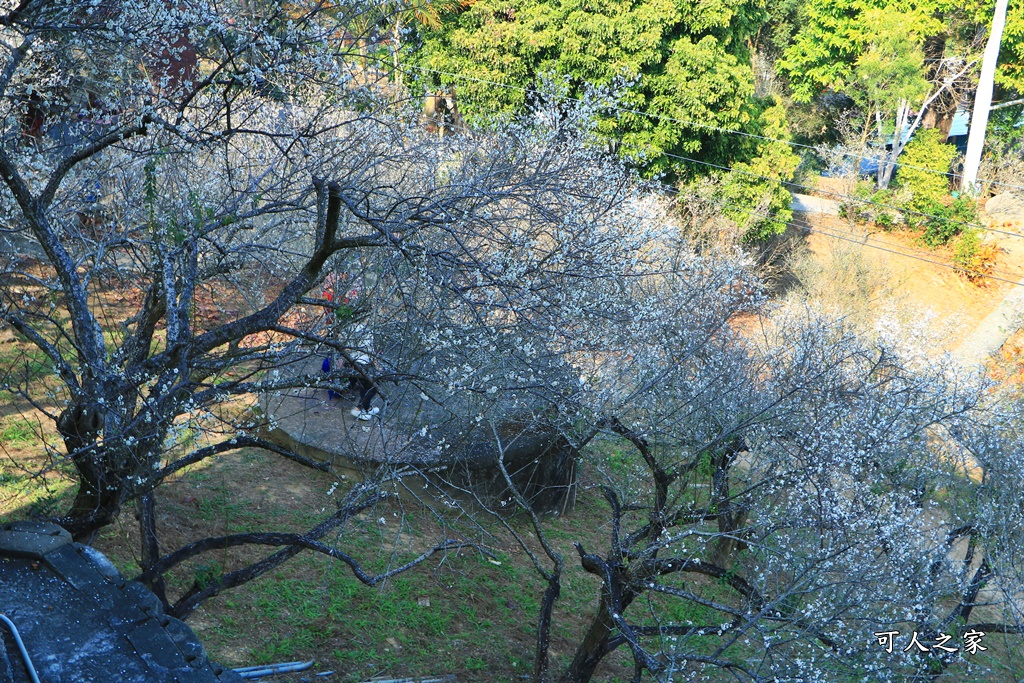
[646,146,1024,240]
[667,184,1024,287]
[747,208,1022,287]
[398,63,1024,282]
[402,63,1024,193]
[795,222,1021,286]
[670,182,1024,284]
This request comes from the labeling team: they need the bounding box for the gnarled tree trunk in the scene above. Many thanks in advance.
[558,595,619,683]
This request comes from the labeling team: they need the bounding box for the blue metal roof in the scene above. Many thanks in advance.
[947,109,970,138]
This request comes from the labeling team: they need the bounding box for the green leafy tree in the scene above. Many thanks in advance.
[778,0,1020,188]
[851,8,935,117]
[413,0,776,175]
[779,0,983,102]
[412,0,804,237]
[781,1,947,188]
[750,0,803,58]
[895,128,977,246]
[778,0,869,102]
[850,6,939,187]
[720,96,802,239]
[384,0,462,87]
[975,0,1024,96]
[896,127,958,209]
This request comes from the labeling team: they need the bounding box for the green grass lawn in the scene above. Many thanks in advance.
[51,446,633,682]
[4,433,1023,682]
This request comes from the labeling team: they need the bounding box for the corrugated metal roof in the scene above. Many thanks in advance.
[948,109,970,138]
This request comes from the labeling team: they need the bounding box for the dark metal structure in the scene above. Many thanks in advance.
[0,521,242,683]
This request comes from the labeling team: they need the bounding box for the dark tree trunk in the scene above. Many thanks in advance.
[62,460,128,541]
[57,403,124,541]
[708,437,747,568]
[558,596,617,683]
[534,569,561,683]
[921,32,958,136]
[709,509,748,569]
[138,491,168,609]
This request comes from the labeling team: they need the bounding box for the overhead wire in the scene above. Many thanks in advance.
[790,221,1022,287]
[401,63,1024,193]
[663,183,1024,287]
[643,146,1024,240]
[397,62,1024,286]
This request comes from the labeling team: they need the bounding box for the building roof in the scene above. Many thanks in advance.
[948,109,970,138]
[0,521,242,683]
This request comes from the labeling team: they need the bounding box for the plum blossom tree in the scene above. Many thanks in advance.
[0,0,688,616]
[478,291,1024,681]
[3,3,1024,680]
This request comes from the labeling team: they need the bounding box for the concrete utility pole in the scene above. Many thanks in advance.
[962,0,1009,192]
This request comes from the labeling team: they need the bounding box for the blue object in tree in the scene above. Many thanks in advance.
[322,356,339,400]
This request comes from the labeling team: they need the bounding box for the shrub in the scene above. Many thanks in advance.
[953,227,998,281]
[721,97,802,242]
[921,195,979,247]
[874,212,895,230]
[950,195,979,223]
[871,188,893,204]
[334,303,356,322]
[854,181,874,200]
[919,200,956,246]
[896,129,957,213]
[839,201,869,223]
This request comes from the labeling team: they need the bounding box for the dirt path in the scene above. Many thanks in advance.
[953,215,1024,367]
[793,189,1024,362]
[953,274,1024,365]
